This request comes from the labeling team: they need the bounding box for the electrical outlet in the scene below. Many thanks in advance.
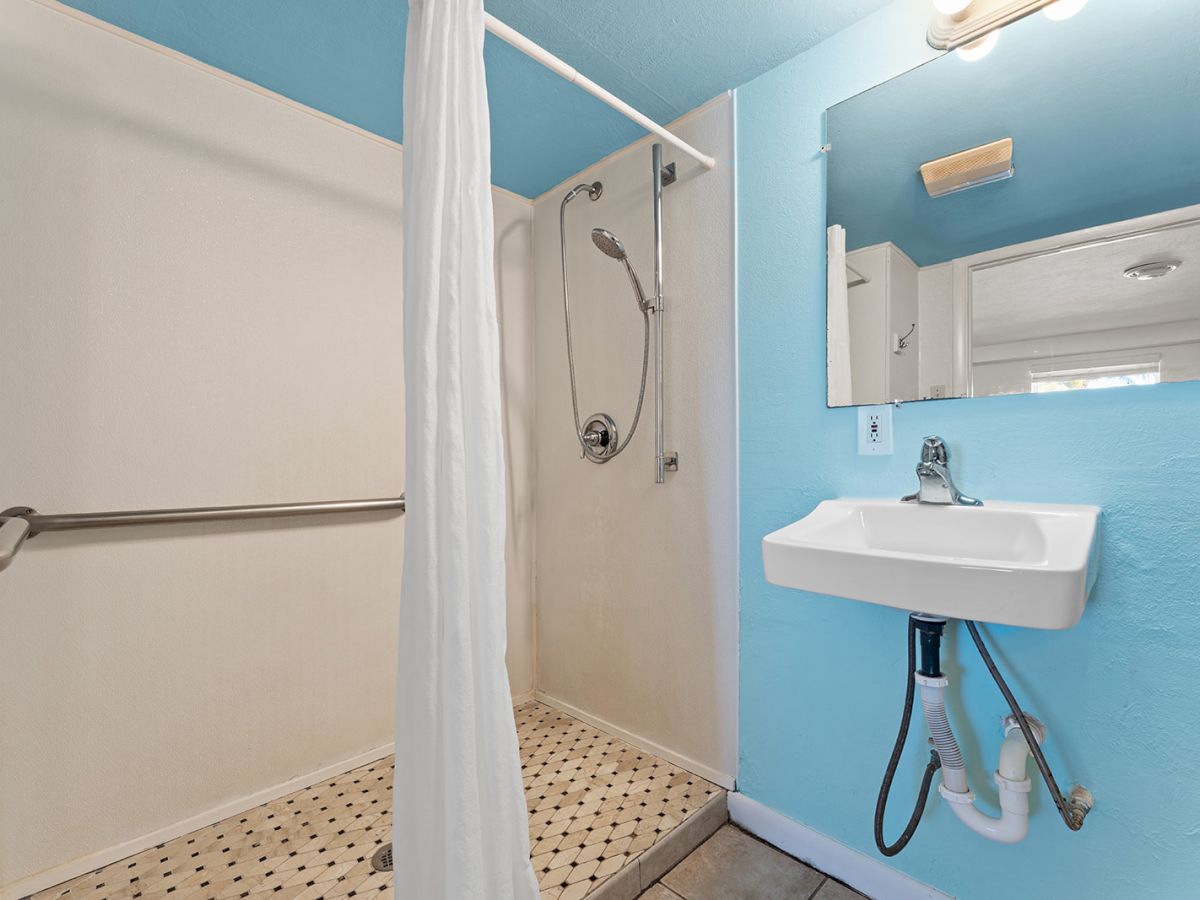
[858,405,893,455]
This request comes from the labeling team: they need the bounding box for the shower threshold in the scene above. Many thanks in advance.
[31,700,726,900]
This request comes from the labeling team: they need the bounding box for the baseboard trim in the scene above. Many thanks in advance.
[7,743,395,899]
[534,691,735,790]
[727,793,953,900]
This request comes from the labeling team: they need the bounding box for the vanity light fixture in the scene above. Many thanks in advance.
[933,0,974,16]
[929,0,1077,52]
[1123,261,1182,281]
[1043,0,1088,21]
[956,30,1000,61]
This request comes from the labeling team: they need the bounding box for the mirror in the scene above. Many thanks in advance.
[825,3,1200,406]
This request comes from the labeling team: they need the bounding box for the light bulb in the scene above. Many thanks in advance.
[933,0,973,14]
[956,29,999,61]
[1043,0,1088,20]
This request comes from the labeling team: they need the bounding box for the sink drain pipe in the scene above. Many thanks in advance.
[874,614,1093,855]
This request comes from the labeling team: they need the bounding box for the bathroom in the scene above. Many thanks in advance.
[0,0,1196,897]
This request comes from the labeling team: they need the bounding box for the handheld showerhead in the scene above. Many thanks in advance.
[591,227,627,260]
[591,227,650,311]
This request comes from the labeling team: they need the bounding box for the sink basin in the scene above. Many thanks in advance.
[762,499,1101,629]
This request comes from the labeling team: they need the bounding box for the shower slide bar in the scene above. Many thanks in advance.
[483,14,716,171]
[0,495,405,573]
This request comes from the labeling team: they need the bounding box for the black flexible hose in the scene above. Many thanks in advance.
[964,621,1087,831]
[874,615,942,857]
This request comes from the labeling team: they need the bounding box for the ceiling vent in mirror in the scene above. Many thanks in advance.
[928,0,1086,51]
[1123,261,1182,281]
[920,138,1014,198]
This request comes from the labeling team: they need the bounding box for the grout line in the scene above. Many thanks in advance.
[720,825,840,900]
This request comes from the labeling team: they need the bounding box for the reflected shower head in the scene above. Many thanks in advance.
[591,228,626,260]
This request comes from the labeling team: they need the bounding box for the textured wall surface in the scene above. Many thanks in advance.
[53,0,893,197]
[531,97,739,786]
[737,0,1200,897]
[0,1,534,891]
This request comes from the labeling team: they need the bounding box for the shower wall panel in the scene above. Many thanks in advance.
[530,95,738,787]
[0,0,535,893]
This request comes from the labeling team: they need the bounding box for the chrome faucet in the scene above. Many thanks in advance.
[901,436,982,506]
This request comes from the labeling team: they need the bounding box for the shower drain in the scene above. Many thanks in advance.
[371,842,393,872]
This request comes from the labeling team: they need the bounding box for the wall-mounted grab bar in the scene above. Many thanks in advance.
[0,517,32,573]
[0,495,405,573]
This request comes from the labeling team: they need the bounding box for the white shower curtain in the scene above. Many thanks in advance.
[394,1,538,898]
[827,224,854,406]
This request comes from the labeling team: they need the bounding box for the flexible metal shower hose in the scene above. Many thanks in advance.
[559,187,650,463]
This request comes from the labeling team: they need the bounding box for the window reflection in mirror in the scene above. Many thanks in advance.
[825,2,1200,407]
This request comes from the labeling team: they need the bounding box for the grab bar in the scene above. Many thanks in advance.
[0,495,405,572]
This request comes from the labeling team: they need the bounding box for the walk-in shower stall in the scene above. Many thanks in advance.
[0,2,737,897]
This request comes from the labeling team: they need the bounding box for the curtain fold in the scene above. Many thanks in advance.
[394,1,538,897]
[827,224,854,406]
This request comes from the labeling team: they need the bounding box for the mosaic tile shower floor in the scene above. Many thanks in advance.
[32,701,722,900]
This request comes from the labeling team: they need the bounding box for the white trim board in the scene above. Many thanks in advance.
[534,691,735,791]
[6,743,395,899]
[728,793,953,900]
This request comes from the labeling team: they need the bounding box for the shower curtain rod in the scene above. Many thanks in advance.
[483,13,716,171]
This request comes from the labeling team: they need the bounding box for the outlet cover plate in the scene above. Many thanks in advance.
[858,405,893,456]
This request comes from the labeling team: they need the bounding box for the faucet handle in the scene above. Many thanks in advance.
[920,436,949,466]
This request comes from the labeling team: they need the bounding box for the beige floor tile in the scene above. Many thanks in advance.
[638,885,685,900]
[813,878,869,900]
[660,825,826,900]
[38,702,723,900]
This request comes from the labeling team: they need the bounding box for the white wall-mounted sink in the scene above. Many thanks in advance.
[763,499,1101,629]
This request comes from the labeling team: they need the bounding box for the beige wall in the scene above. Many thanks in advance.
[495,189,537,699]
[0,1,534,893]
[530,96,738,787]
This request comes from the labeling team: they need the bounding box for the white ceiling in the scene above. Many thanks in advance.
[972,218,1200,346]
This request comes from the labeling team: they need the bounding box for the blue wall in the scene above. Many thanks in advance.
[827,0,1200,265]
[736,1,1200,897]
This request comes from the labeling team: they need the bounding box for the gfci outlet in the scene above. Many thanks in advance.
[858,405,893,455]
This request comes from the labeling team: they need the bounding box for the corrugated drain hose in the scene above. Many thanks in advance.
[874,615,942,856]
